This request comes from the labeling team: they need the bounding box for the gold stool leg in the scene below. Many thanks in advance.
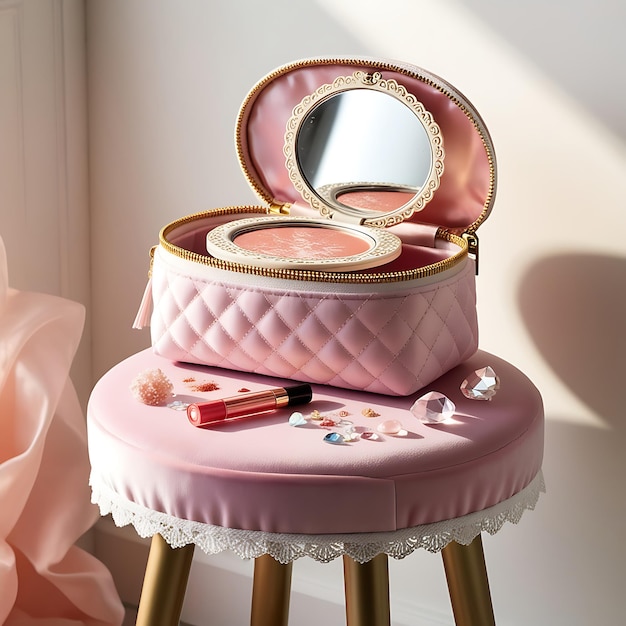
[250,554,293,626]
[441,535,496,626]
[343,554,391,626]
[135,533,195,626]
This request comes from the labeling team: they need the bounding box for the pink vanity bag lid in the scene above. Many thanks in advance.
[235,56,496,245]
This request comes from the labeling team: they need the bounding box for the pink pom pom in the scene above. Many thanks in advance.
[130,368,174,406]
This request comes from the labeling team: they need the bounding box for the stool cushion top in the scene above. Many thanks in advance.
[87,349,543,535]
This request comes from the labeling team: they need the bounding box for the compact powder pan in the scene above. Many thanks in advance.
[205,216,403,271]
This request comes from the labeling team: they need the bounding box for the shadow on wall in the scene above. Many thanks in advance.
[517,253,626,427]
[512,253,626,623]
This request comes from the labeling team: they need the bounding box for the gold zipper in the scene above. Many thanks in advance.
[159,207,468,284]
[147,245,157,277]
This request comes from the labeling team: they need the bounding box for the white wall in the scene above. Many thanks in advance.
[87,1,626,624]
[0,0,92,405]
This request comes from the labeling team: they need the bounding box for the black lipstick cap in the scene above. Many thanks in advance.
[286,384,313,406]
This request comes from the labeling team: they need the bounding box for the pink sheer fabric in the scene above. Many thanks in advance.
[0,237,123,625]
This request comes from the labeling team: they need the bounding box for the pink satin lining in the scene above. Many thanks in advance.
[88,349,543,535]
[240,62,492,232]
[0,237,123,625]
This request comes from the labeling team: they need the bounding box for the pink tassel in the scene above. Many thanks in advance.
[132,277,153,329]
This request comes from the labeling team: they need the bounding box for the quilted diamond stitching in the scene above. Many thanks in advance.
[149,257,477,395]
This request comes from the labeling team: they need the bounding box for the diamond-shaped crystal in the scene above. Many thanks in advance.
[410,391,456,423]
[460,366,500,401]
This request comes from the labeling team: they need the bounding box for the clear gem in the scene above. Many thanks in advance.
[377,419,404,434]
[410,391,456,423]
[289,411,307,426]
[324,432,345,444]
[167,400,189,411]
[460,366,500,401]
[343,424,357,441]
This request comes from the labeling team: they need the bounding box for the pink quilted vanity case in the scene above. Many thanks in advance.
[134,57,496,396]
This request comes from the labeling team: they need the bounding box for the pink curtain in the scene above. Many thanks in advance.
[0,237,124,625]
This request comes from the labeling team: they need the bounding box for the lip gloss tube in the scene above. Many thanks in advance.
[187,384,312,427]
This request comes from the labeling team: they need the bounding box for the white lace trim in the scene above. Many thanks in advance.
[90,471,545,564]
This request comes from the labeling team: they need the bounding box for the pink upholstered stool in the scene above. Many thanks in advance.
[87,349,544,626]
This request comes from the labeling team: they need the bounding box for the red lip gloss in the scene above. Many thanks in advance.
[187,384,312,427]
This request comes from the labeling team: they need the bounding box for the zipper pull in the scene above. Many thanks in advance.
[463,232,479,275]
[132,246,156,329]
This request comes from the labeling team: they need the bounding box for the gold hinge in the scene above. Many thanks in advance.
[463,232,479,275]
[363,71,382,85]
[269,202,291,215]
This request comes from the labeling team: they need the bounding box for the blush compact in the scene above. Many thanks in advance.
[205,215,402,271]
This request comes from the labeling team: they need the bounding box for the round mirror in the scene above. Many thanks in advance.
[284,71,444,228]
